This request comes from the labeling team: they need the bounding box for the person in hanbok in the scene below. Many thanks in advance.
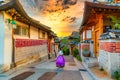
[56,48,65,72]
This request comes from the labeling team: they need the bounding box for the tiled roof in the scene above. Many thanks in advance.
[0,0,51,32]
[81,1,120,29]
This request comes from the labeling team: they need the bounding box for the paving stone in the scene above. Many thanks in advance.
[10,72,34,80]
[0,56,93,80]
[52,71,83,80]
[38,72,56,80]
[64,56,75,62]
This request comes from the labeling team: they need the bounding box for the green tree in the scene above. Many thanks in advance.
[62,46,70,55]
[108,15,120,29]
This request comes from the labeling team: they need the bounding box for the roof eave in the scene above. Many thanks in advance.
[0,0,51,32]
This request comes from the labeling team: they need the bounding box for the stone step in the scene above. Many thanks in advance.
[84,58,99,68]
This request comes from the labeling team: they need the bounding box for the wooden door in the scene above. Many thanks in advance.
[94,30,99,57]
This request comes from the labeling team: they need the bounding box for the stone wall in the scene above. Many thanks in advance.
[99,39,120,76]
[14,39,48,67]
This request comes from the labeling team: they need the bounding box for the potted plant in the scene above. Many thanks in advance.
[82,48,90,57]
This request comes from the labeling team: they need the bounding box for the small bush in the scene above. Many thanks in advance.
[72,47,79,57]
[99,67,104,71]
[114,71,120,80]
[62,46,70,55]
[76,55,82,62]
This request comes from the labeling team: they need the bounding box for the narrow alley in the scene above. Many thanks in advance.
[0,56,92,80]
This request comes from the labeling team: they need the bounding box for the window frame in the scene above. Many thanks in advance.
[14,25,29,37]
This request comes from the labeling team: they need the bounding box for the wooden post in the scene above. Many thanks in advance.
[11,29,16,68]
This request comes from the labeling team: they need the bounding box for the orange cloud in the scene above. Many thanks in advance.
[20,0,84,37]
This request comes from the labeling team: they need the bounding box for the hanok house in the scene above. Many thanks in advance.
[79,1,120,76]
[0,0,56,72]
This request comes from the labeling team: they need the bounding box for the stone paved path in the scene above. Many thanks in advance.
[52,56,83,80]
[52,71,83,80]
[0,56,93,80]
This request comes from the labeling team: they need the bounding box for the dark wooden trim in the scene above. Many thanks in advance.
[38,28,40,39]
[28,24,30,38]
[0,0,51,32]
[81,1,120,29]
[11,29,16,68]
[84,38,92,40]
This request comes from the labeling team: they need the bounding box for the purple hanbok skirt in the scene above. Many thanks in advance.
[56,55,65,67]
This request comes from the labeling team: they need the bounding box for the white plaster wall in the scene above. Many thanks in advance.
[45,32,48,39]
[39,30,48,39]
[3,12,12,71]
[39,30,42,39]
[30,26,38,39]
[0,12,4,72]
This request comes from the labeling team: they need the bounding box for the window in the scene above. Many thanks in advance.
[21,27,28,36]
[14,26,20,35]
[14,26,28,36]
[42,32,45,38]
[86,30,92,38]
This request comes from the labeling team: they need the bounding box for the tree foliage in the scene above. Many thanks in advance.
[108,15,120,29]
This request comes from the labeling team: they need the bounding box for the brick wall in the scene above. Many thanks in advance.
[100,42,120,53]
[99,39,120,77]
[81,43,90,50]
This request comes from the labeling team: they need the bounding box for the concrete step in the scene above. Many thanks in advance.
[84,57,99,68]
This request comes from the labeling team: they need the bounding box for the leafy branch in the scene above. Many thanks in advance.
[108,15,120,29]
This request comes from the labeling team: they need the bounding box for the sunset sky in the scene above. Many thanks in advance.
[20,0,84,37]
